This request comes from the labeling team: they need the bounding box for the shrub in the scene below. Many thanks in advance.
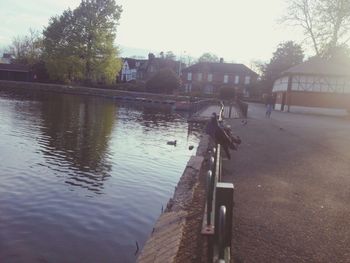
[146,68,180,94]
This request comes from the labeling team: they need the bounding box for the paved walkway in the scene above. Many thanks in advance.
[197,105,240,119]
[222,103,350,263]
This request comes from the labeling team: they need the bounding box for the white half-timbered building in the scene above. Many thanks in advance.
[119,58,146,82]
[272,58,350,114]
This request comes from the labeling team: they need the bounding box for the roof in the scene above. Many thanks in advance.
[282,57,350,77]
[183,62,258,76]
[138,57,182,72]
[0,63,30,72]
[123,58,147,69]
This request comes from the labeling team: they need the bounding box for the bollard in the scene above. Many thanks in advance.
[218,205,226,260]
[206,170,213,226]
[209,156,215,171]
[215,182,234,249]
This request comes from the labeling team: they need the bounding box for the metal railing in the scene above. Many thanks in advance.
[202,102,235,263]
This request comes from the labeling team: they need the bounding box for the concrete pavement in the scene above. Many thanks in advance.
[198,105,240,119]
[222,103,350,263]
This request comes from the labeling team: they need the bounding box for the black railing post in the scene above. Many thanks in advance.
[218,205,226,260]
[215,182,234,253]
[206,170,213,226]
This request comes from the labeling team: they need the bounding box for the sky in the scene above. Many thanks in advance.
[0,0,305,66]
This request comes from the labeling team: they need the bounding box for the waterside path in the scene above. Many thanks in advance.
[223,103,350,263]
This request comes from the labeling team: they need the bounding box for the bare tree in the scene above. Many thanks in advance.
[284,0,350,57]
[8,28,42,64]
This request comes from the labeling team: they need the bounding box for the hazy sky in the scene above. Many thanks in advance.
[0,0,305,64]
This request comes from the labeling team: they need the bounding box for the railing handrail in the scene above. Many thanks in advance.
[201,101,233,263]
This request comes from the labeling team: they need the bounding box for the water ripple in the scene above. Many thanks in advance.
[0,89,200,263]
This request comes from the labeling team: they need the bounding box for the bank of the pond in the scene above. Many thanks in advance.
[137,134,213,263]
[0,80,189,102]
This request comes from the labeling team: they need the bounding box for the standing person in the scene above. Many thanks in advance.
[265,95,274,118]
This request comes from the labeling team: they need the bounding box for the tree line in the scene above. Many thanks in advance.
[260,0,350,93]
[5,0,122,85]
[4,0,350,93]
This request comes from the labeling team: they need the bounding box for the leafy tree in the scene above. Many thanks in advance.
[260,41,304,92]
[146,68,180,94]
[43,0,123,84]
[198,52,219,63]
[42,10,80,82]
[284,0,350,57]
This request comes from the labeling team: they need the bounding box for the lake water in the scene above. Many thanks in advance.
[0,88,201,263]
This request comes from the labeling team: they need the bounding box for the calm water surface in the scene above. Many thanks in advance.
[0,88,201,263]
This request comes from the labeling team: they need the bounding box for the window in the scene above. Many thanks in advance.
[235,75,240,84]
[224,74,229,83]
[204,85,214,94]
[198,73,202,81]
[208,74,213,82]
[187,72,192,81]
[244,76,251,85]
[188,83,192,92]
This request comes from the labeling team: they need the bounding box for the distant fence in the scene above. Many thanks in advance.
[190,99,216,113]
[201,102,234,262]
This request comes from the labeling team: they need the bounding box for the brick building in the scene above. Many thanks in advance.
[272,57,350,112]
[181,60,258,96]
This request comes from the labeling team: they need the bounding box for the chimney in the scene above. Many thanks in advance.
[148,53,155,61]
[220,58,224,63]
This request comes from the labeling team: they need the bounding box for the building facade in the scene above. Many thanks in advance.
[272,58,350,112]
[181,60,258,96]
[119,58,146,82]
[119,53,184,82]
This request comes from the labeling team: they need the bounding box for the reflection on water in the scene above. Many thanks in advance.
[0,88,201,263]
[39,95,116,193]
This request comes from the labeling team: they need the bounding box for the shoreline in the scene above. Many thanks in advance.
[136,135,212,263]
[0,80,190,102]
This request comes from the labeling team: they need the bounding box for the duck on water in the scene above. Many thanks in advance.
[167,140,177,146]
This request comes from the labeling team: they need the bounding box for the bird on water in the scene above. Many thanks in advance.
[167,140,177,146]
